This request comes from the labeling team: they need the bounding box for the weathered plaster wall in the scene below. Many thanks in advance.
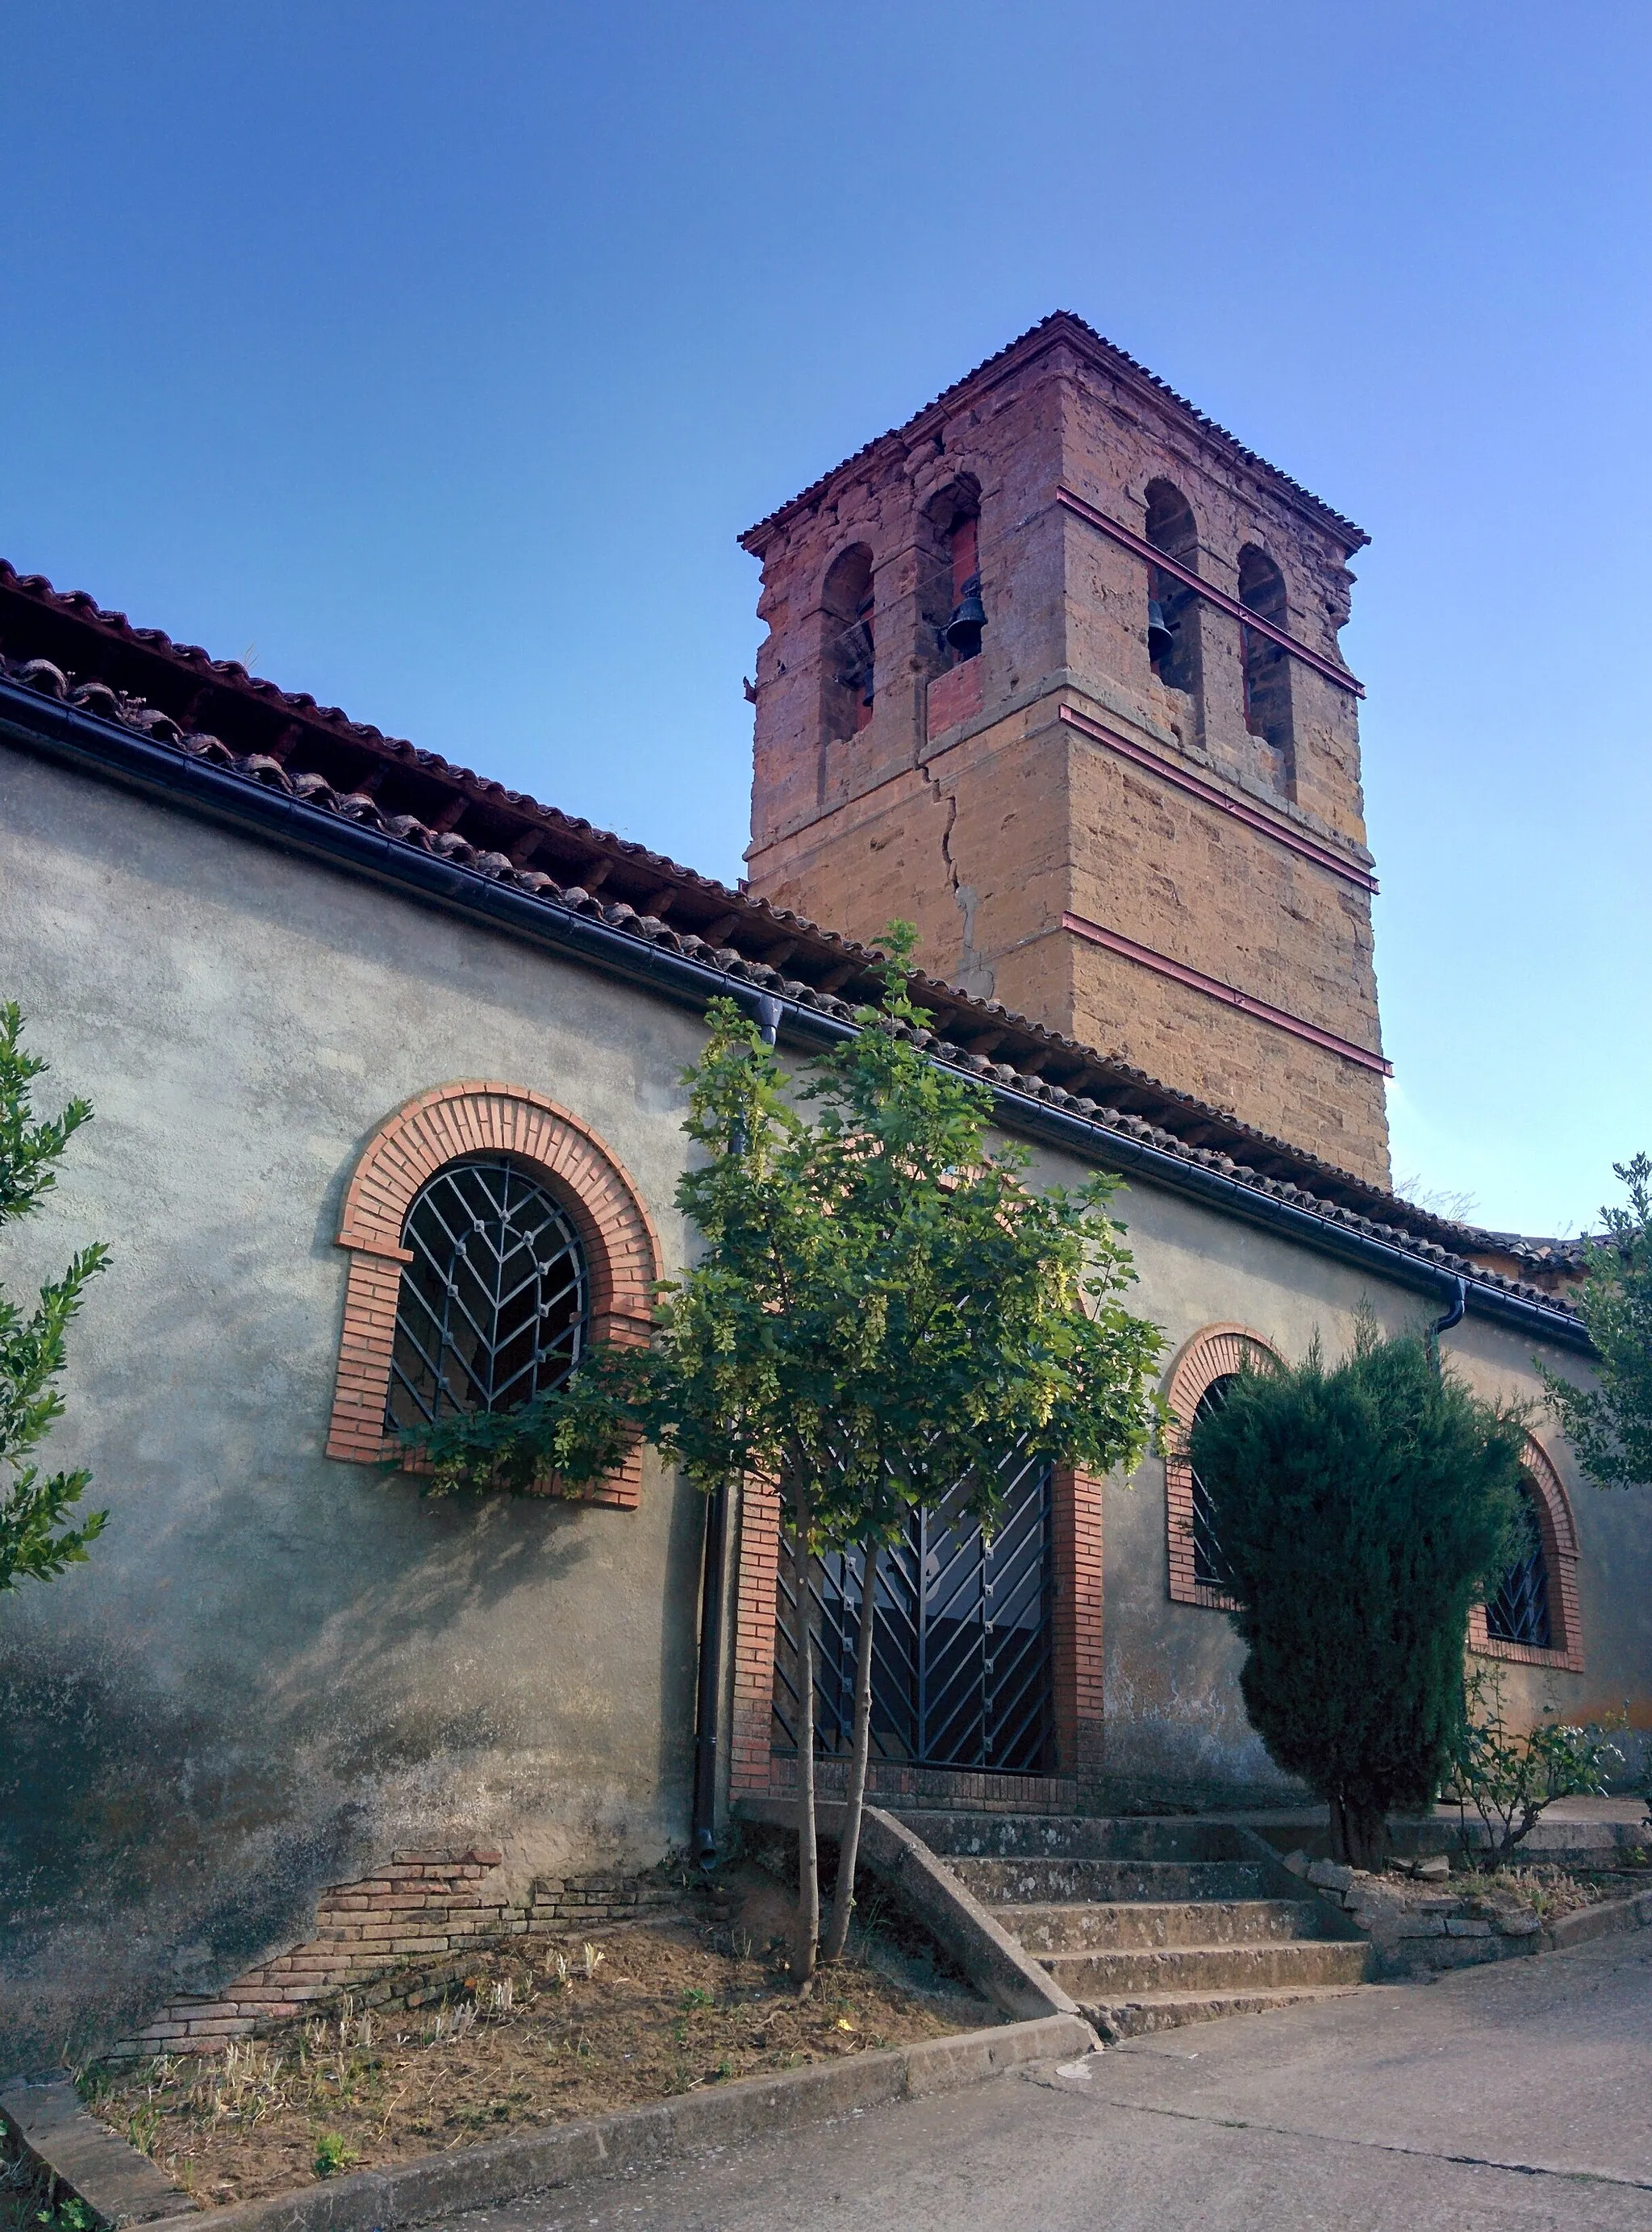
[1010,1131,1652,1812]
[0,745,711,2067]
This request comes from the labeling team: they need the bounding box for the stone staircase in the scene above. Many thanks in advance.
[911,1813,1370,2039]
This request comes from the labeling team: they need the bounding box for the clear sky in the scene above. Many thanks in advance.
[2,3,1646,1237]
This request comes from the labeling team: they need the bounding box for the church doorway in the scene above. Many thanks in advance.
[770,1453,1055,1775]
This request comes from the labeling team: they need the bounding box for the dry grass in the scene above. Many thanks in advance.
[80,1896,986,2209]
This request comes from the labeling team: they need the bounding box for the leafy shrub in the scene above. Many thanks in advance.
[1188,1319,1525,1867]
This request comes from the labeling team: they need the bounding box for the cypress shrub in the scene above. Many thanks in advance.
[1187,1321,1525,1867]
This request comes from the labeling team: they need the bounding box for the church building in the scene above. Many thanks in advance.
[1,315,1644,2067]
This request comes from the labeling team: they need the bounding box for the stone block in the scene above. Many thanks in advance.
[1445,1917,1492,1937]
[1306,1859,1354,1892]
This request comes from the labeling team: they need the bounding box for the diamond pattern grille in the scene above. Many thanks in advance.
[1190,1373,1237,1591]
[386,1157,588,1432]
[772,1450,1053,1775]
[1486,1486,1553,1650]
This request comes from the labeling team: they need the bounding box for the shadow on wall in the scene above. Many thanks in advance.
[0,1486,601,2070]
[1100,1657,1309,1813]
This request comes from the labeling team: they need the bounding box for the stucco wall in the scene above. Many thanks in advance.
[1010,1134,1652,1813]
[3,736,1647,2067]
[0,745,711,2066]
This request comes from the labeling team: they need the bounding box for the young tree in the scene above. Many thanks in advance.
[1540,1154,1652,1489]
[409,928,1164,1984]
[0,1003,109,1596]
[1187,1320,1525,1869]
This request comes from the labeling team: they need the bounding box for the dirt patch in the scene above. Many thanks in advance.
[80,1879,990,2208]
[1450,1863,1642,1922]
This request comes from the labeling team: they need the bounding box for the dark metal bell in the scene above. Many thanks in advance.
[945,576,987,657]
[1147,599,1175,662]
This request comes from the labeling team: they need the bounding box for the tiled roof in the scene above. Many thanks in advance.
[0,561,1574,1325]
[739,312,1370,555]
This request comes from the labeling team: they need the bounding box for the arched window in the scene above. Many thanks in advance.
[821,545,875,742]
[1238,546,1295,797]
[1188,1375,1237,1591]
[1484,1483,1550,1649]
[1144,480,1200,700]
[1163,1325,1282,1607]
[1470,1436,1583,1670]
[326,1083,659,1506]
[386,1157,588,1433]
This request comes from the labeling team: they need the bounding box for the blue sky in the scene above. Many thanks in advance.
[2,3,1646,1236]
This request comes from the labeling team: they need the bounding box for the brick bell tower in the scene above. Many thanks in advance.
[740,313,1391,1186]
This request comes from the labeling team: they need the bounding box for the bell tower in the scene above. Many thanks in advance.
[740,314,1391,1186]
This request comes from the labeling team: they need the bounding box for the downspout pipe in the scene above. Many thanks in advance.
[1428,1273,1467,1374]
[690,1476,728,1869]
[690,993,782,1869]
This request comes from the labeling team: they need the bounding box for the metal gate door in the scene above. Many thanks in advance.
[772,1452,1053,1774]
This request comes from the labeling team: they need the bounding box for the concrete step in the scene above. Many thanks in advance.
[907,1812,1261,1863]
[950,1856,1270,1905]
[1084,1984,1361,2039]
[1003,1897,1329,1954]
[1043,1938,1371,1997]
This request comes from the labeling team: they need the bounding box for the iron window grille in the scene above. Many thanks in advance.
[772,1447,1054,1775]
[1189,1373,1237,1592]
[1485,1484,1553,1650]
[386,1155,589,1433]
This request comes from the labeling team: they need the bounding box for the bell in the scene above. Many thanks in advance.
[1147,599,1175,663]
[945,576,987,657]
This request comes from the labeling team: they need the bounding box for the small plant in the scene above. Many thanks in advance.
[311,2132,357,2180]
[582,1942,604,1980]
[125,2103,162,2156]
[490,1979,513,2013]
[1444,1667,1624,1867]
[34,2201,94,2232]
[678,1986,714,2012]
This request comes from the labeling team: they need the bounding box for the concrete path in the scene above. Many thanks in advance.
[465,1930,1652,2231]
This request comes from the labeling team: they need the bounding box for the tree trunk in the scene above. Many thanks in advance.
[1333,1793,1387,1872]
[792,1476,820,1992]
[823,1536,881,1964]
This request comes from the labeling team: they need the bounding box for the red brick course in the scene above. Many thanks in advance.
[1162,1324,1281,1610]
[1468,1433,1584,1673]
[324,1082,661,1507]
[109,1850,675,2059]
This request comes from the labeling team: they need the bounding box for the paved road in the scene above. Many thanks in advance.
[465,1930,1652,2232]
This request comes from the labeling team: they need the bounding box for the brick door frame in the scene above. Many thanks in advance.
[728,1466,1102,1815]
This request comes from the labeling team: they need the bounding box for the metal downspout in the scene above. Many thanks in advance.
[690,992,782,1868]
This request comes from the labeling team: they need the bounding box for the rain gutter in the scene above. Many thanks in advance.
[0,680,1591,1358]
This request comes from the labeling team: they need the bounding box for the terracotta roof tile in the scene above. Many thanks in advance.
[739,312,1369,554]
[0,562,1572,1323]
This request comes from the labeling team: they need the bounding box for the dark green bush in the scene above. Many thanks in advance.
[1187,1321,1525,1866]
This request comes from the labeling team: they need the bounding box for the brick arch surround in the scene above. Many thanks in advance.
[324,1082,660,1507]
[1163,1323,1283,1609]
[1469,1433,1583,1673]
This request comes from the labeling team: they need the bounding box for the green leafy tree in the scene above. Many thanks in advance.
[1540,1154,1652,1488]
[1187,1320,1525,1868]
[0,1003,109,1595]
[408,927,1164,1985]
